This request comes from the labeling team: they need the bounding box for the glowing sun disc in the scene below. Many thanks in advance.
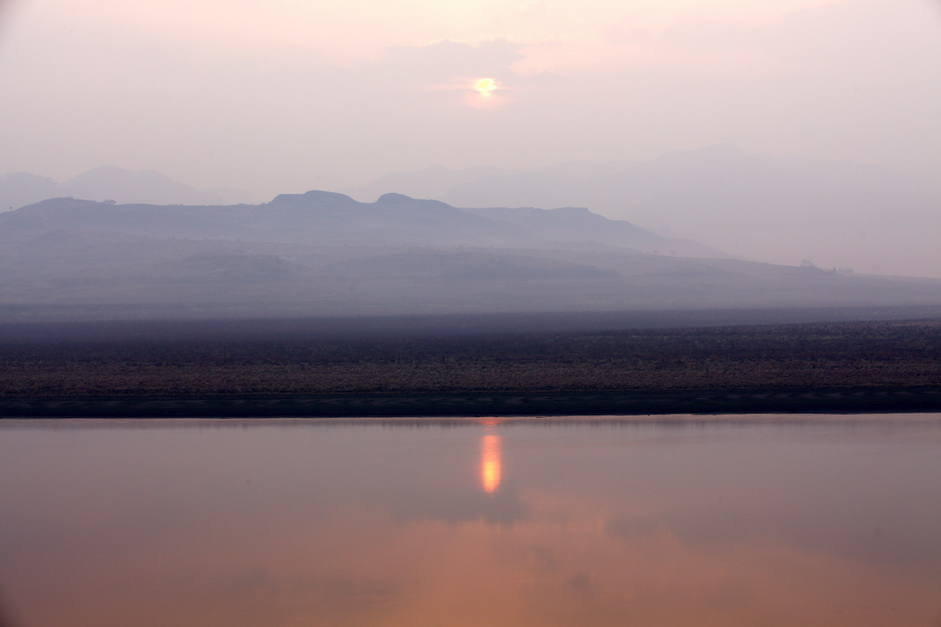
[474,78,497,97]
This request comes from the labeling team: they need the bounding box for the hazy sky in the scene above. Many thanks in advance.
[1,0,939,199]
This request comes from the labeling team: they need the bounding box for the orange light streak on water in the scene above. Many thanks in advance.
[480,434,501,494]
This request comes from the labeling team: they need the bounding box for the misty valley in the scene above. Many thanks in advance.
[1,185,941,417]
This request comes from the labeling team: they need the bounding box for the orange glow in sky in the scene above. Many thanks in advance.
[480,434,501,493]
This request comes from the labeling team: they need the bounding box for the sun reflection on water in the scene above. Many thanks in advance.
[480,432,502,494]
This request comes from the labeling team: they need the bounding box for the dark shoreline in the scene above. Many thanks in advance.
[3,386,940,419]
[4,314,939,419]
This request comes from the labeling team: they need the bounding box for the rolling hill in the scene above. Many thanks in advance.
[1,191,939,321]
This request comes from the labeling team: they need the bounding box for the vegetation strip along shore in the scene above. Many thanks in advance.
[1,316,939,418]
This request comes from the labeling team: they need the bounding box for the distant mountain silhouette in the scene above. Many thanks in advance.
[63,165,229,206]
[345,146,941,277]
[6,192,714,256]
[0,166,252,211]
[0,172,60,211]
[2,191,940,320]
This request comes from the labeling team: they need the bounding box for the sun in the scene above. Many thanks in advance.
[474,78,497,98]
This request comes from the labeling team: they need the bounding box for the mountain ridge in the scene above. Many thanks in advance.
[7,192,716,256]
[344,145,941,277]
[1,190,940,321]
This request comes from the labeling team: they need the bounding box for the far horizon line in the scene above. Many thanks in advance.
[5,143,937,204]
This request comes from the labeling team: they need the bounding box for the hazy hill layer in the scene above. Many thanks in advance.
[0,165,249,210]
[1,192,940,321]
[347,145,941,278]
[0,192,714,254]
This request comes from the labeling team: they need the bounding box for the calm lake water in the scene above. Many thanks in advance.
[1,415,940,627]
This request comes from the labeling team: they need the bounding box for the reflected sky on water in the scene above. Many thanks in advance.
[1,416,940,627]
